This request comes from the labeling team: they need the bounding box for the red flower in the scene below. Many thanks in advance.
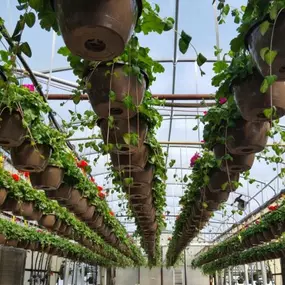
[203,111,208,115]
[244,224,249,229]
[176,215,180,220]
[201,140,205,143]
[77,160,88,168]
[168,237,172,241]
[97,186,103,192]
[190,153,200,167]
[109,211,115,216]
[219,97,227,105]
[23,172,30,178]
[268,205,278,211]
[255,220,260,225]
[11,174,20,181]
[99,192,106,199]
[90,177,95,183]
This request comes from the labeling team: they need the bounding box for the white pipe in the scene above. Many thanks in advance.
[244,264,249,285]
[63,260,69,285]
[261,261,267,285]
[228,267,232,285]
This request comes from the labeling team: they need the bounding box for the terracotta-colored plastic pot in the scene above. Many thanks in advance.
[18,240,29,249]
[0,108,27,147]
[45,184,72,202]
[63,226,73,237]
[123,164,154,188]
[86,63,147,119]
[39,214,57,229]
[227,119,270,155]
[125,184,152,200]
[262,229,275,242]
[249,234,259,246]
[202,187,229,211]
[133,204,153,214]
[213,144,255,173]
[11,140,52,172]
[26,241,39,251]
[13,201,34,217]
[6,239,18,247]
[0,188,7,206]
[73,197,89,215]
[207,168,240,193]
[89,215,104,230]
[130,194,152,206]
[49,247,60,256]
[246,13,285,80]
[0,198,18,212]
[30,165,64,191]
[99,116,148,154]
[111,144,149,172]
[138,215,155,224]
[0,234,6,245]
[106,233,117,245]
[136,207,156,218]
[58,222,67,235]
[53,0,142,61]
[234,71,285,121]
[80,205,96,222]
[99,225,112,238]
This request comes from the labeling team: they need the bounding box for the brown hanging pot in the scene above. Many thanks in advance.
[227,119,270,155]
[79,204,96,222]
[52,0,142,61]
[39,214,57,229]
[11,140,52,173]
[88,215,104,230]
[99,116,148,154]
[0,188,7,206]
[126,184,152,200]
[86,63,148,119]
[213,144,255,173]
[207,168,240,193]
[73,197,89,215]
[45,184,72,202]
[202,187,229,211]
[0,234,6,245]
[130,194,152,206]
[0,197,18,212]
[110,144,149,172]
[246,12,285,80]
[233,71,285,121]
[122,164,154,188]
[12,201,42,221]
[0,108,27,147]
[30,165,64,191]
[6,240,18,247]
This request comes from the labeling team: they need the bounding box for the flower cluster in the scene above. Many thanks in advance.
[77,160,88,169]
[22,84,35,92]
[190,153,200,167]
[11,173,20,181]
[268,205,279,211]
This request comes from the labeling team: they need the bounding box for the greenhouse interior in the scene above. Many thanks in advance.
[1,0,285,284]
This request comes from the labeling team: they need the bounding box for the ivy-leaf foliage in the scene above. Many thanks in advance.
[19,42,32,57]
[179,30,192,54]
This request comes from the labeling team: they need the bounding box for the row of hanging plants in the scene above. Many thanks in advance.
[167,0,285,266]
[0,166,142,266]
[192,200,285,268]
[0,217,120,267]
[166,150,240,266]
[201,236,285,275]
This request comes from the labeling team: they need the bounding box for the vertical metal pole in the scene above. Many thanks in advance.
[281,257,285,285]
[138,266,140,285]
[244,264,249,285]
[161,246,164,285]
[228,267,233,285]
[184,249,188,285]
[63,261,70,285]
[250,264,254,284]
[261,261,267,285]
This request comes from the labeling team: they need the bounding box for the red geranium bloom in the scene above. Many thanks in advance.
[99,192,106,199]
[203,111,208,115]
[268,205,278,211]
[201,140,205,143]
[97,186,103,192]
[23,172,30,178]
[109,211,115,216]
[190,153,200,167]
[11,173,20,181]
[77,160,88,168]
[168,237,172,241]
[244,224,249,229]
[255,220,260,225]
[219,97,227,105]
[90,177,95,183]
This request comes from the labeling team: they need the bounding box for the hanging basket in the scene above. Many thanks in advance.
[0,198,18,212]
[52,0,142,61]
[246,12,285,80]
[126,184,152,200]
[227,119,270,155]
[99,116,148,154]
[0,108,27,147]
[79,204,96,222]
[207,168,240,193]
[202,187,229,211]
[122,164,154,188]
[88,215,104,230]
[86,63,148,119]
[213,144,255,173]
[0,188,7,206]
[45,184,72,202]
[130,194,152,206]
[5,240,18,247]
[110,144,149,172]
[30,165,64,191]
[233,71,285,121]
[73,197,89,215]
[39,214,57,229]
[11,140,52,173]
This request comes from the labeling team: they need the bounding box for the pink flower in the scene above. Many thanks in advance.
[203,111,208,115]
[190,153,200,167]
[219,97,227,105]
[22,84,35,92]
[201,140,205,143]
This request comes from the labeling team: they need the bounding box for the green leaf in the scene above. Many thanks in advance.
[197,53,207,67]
[164,18,174,32]
[264,49,277,66]
[169,159,176,168]
[58,46,71,56]
[29,0,43,10]
[25,12,36,28]
[12,18,25,41]
[260,21,270,36]
[179,30,192,54]
[109,90,116,102]
[263,108,273,119]
[269,4,278,20]
[260,79,269,93]
[260,47,269,61]
[19,42,32,57]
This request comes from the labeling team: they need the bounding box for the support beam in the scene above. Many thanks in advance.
[63,261,70,285]
[244,264,249,285]
[261,261,267,285]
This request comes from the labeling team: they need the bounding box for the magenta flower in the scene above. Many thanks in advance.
[190,153,200,167]
[201,140,205,143]
[219,97,227,105]
[22,84,35,92]
[203,111,208,115]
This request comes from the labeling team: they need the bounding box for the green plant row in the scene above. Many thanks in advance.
[201,237,285,275]
[0,167,143,266]
[0,218,118,267]
[192,200,285,268]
